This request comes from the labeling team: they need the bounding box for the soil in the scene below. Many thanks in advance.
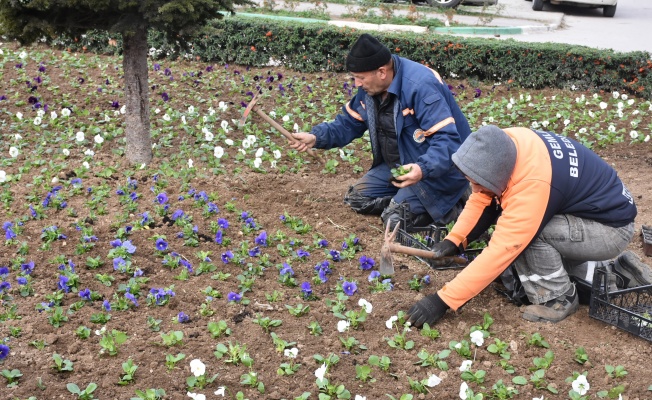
[1,46,651,400]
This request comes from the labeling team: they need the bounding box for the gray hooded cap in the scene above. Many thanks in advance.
[452,125,517,196]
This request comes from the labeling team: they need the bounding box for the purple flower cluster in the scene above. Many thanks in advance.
[342,281,358,296]
[2,222,16,240]
[313,261,331,283]
[358,255,375,271]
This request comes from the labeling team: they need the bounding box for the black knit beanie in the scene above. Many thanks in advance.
[346,34,392,72]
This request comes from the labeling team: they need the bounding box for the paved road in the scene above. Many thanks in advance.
[247,0,652,53]
[475,0,652,53]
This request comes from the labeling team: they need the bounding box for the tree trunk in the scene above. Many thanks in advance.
[122,19,152,165]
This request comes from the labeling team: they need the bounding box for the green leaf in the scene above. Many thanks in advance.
[512,376,528,385]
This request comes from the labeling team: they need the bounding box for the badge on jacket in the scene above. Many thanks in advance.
[413,129,425,143]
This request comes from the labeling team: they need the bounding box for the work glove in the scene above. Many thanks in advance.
[431,239,459,258]
[407,292,450,328]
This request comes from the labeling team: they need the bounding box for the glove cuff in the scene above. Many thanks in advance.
[426,292,450,311]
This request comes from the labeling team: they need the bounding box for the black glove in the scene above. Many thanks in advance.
[431,239,459,258]
[407,292,450,328]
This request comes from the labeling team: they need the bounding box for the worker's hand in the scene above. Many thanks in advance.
[407,292,450,328]
[391,163,422,188]
[431,239,459,258]
[290,132,316,153]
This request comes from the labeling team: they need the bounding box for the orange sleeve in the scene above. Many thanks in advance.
[438,128,553,310]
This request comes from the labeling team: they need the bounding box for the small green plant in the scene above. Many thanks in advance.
[605,364,628,379]
[51,353,74,372]
[391,164,412,179]
[368,354,391,372]
[147,316,163,332]
[240,370,265,393]
[527,332,550,348]
[334,308,367,330]
[286,303,310,317]
[29,339,48,350]
[131,388,166,400]
[270,332,296,353]
[574,347,589,365]
[252,314,282,333]
[415,348,450,370]
[277,348,301,376]
[1,368,22,388]
[75,326,91,339]
[160,331,183,347]
[449,340,472,359]
[118,359,138,385]
[487,337,511,360]
[99,329,128,356]
[385,327,414,351]
[355,364,373,382]
[165,353,185,370]
[214,341,252,366]
[66,382,98,400]
[420,323,440,340]
[313,353,340,369]
[461,368,487,384]
[315,377,351,399]
[307,320,323,336]
[207,320,231,338]
[531,350,554,371]
[490,379,519,399]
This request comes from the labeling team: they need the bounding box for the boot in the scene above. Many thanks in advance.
[344,187,392,215]
[612,251,652,288]
[522,284,579,323]
[380,200,433,233]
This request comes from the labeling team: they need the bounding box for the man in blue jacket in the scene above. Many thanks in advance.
[291,34,471,231]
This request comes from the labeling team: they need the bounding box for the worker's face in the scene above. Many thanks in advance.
[351,67,390,96]
[466,176,494,196]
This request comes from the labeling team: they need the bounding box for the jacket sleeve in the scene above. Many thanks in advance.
[412,83,464,180]
[310,91,368,150]
[437,179,551,310]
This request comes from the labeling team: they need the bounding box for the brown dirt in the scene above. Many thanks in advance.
[1,47,651,400]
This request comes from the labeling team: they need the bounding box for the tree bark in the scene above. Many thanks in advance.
[123,19,152,165]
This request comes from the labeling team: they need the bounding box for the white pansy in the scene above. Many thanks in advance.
[506,103,513,110]
[84,149,95,157]
[588,110,595,118]
[214,387,226,396]
[459,381,470,400]
[612,91,620,99]
[459,359,472,372]
[627,99,635,105]
[273,149,282,159]
[114,110,120,117]
[181,115,186,124]
[9,147,19,158]
[531,121,539,129]
[220,120,229,131]
[214,146,224,159]
[526,94,532,101]
[385,315,398,329]
[454,342,462,349]
[0,170,7,183]
[470,330,484,346]
[33,117,42,126]
[617,102,624,109]
[208,107,215,116]
[225,139,234,146]
[337,320,350,333]
[255,148,264,158]
[186,392,205,400]
[541,120,549,128]
[599,102,608,109]
[154,108,161,114]
[633,109,640,115]
[269,110,276,118]
[202,116,208,123]
[354,396,366,400]
[426,374,442,387]
[120,105,126,114]
[50,111,57,120]
[188,105,195,114]
[593,93,599,99]
[94,134,104,144]
[16,112,23,120]
[644,135,650,142]
[284,348,299,358]
[14,134,22,140]
[532,396,544,400]
[104,114,111,122]
[315,363,327,380]
[253,157,262,169]
[579,127,587,134]
[76,131,85,142]
[564,119,570,126]
[51,177,59,184]
[282,115,290,122]
[19,51,27,59]
[188,159,193,168]
[82,161,90,169]
[247,135,257,144]
[61,108,71,117]
[608,125,616,133]
[242,139,251,149]
[218,101,227,112]
[358,298,372,313]
[37,109,45,117]
[571,374,590,395]
[204,129,214,141]
[94,326,106,336]
[271,160,277,168]
[630,130,639,139]
[189,359,206,377]
[62,148,70,156]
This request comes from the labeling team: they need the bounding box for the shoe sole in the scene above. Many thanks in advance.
[521,295,579,323]
[615,252,652,287]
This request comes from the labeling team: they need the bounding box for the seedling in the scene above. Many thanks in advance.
[51,353,74,372]
[1,368,22,387]
[99,329,128,356]
[368,354,392,372]
[131,388,166,400]
[415,349,450,370]
[159,330,183,347]
[66,382,98,400]
[574,347,589,365]
[118,358,138,385]
[527,332,550,348]
[207,320,231,338]
[252,314,282,333]
[165,353,185,370]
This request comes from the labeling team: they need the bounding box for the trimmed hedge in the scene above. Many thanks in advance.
[55,16,652,97]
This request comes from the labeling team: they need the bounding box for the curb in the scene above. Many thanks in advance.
[233,11,561,36]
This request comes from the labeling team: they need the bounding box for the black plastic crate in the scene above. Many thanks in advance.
[589,266,652,342]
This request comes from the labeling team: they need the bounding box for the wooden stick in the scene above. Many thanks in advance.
[253,107,320,159]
